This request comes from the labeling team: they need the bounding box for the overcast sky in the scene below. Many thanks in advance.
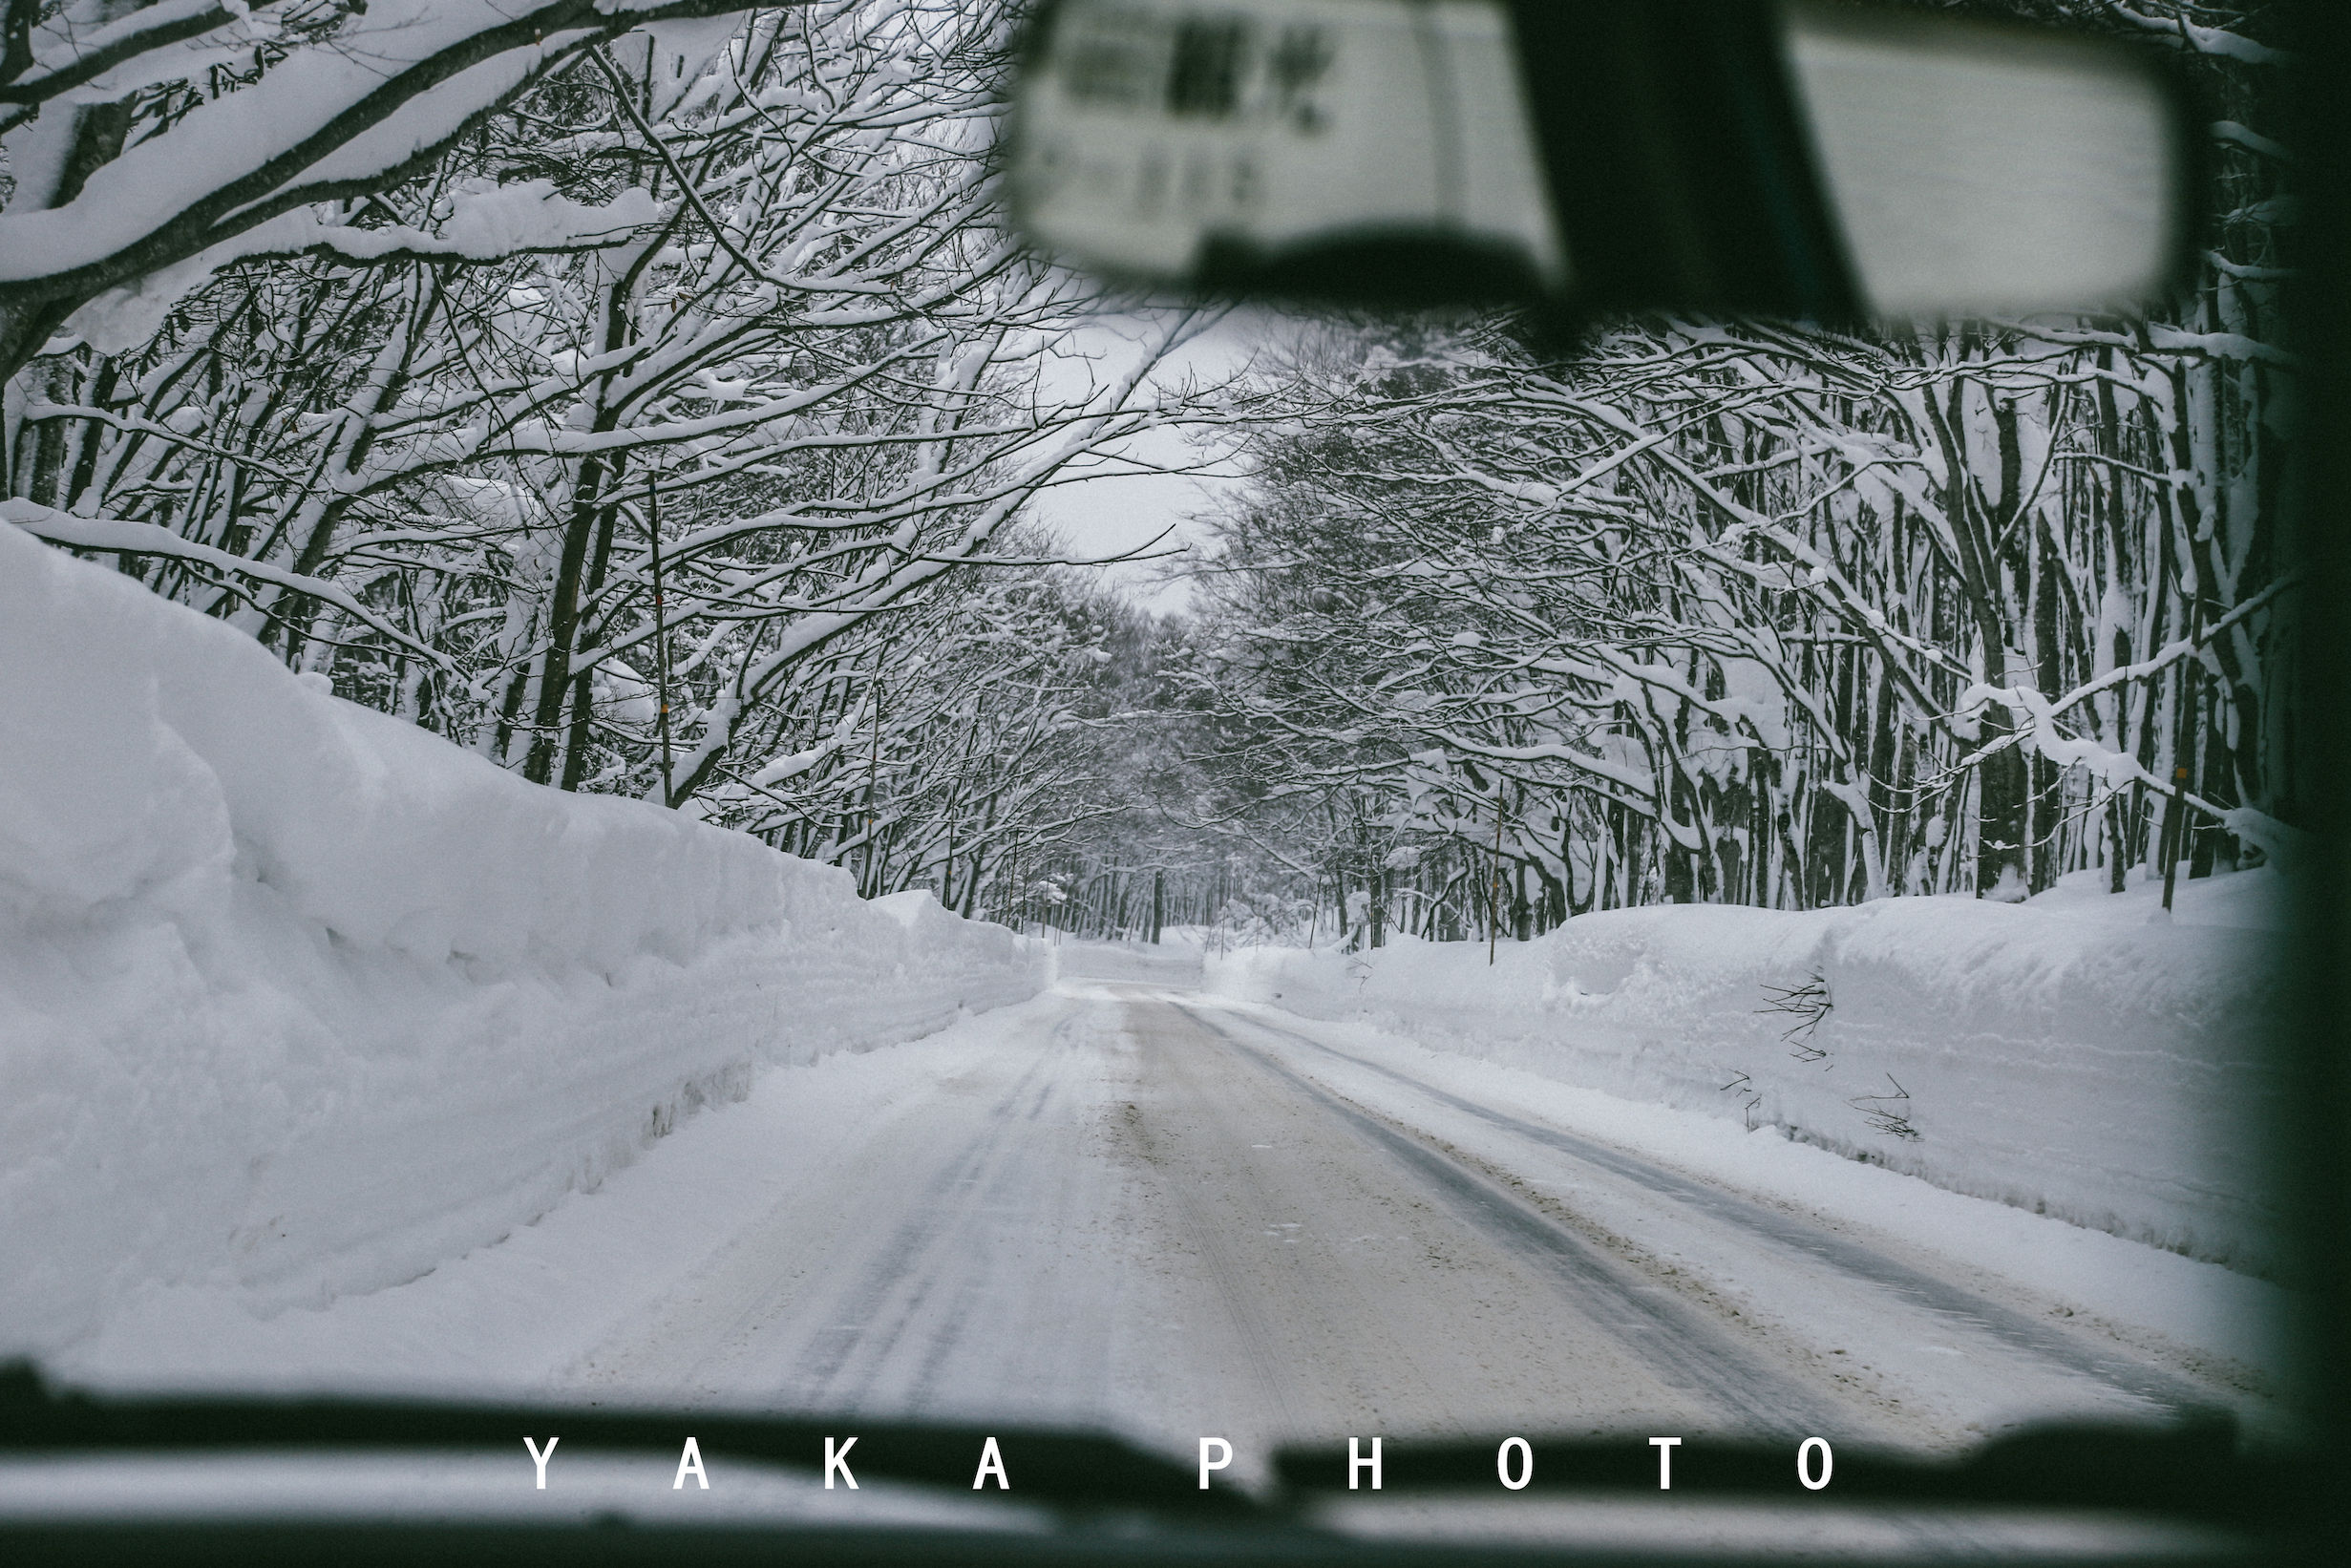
[1021,307,1293,617]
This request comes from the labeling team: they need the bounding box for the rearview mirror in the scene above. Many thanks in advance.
[1006,0,2198,323]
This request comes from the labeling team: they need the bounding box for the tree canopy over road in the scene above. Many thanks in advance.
[1,0,2295,945]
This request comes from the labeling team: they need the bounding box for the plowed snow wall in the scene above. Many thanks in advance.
[0,524,1045,1355]
[1210,900,2284,1276]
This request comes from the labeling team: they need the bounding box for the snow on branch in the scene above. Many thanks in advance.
[1,498,450,666]
[0,0,764,374]
[252,181,668,266]
[1955,570,2300,849]
[2103,3,2289,67]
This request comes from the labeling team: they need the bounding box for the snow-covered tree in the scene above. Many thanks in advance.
[0,0,769,378]
[1183,0,2292,934]
[9,0,1208,816]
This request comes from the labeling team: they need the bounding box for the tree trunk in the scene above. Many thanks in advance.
[1976,730,2031,900]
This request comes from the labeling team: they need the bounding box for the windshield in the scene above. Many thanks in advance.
[0,0,2306,1557]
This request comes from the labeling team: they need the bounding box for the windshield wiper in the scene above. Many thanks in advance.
[0,1361,1259,1522]
[1269,1420,2295,1528]
[0,1360,2299,1533]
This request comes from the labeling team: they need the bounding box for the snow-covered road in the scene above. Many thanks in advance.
[557,967,2247,1468]
[70,955,2270,1478]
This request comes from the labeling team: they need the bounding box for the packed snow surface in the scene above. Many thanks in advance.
[53,981,2282,1468]
[1207,876,2288,1277]
[0,523,1044,1358]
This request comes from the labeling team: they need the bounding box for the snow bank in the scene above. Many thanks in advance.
[1208,878,2287,1276]
[0,523,1045,1357]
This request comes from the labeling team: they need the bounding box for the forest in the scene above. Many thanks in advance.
[0,0,2293,948]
